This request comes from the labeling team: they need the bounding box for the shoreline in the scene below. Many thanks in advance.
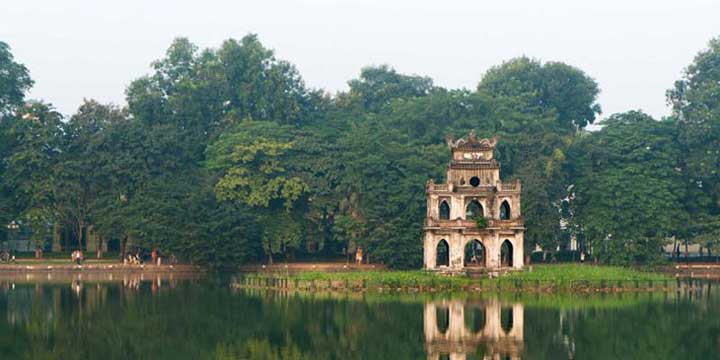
[232,275,704,294]
[232,265,682,293]
[0,262,206,273]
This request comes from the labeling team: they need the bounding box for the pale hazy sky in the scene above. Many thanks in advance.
[1,0,719,120]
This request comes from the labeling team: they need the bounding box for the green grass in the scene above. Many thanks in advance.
[243,264,670,291]
[292,270,475,287]
[505,264,668,281]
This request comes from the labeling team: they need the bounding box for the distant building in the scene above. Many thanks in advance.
[423,132,525,271]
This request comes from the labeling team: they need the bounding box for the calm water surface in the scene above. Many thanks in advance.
[0,273,717,359]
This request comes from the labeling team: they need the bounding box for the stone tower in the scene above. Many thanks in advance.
[423,131,525,271]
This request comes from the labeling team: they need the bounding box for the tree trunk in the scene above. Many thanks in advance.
[120,235,128,261]
[77,220,84,251]
[96,241,102,259]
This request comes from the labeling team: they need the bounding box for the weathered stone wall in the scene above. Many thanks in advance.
[423,134,525,271]
[424,232,524,270]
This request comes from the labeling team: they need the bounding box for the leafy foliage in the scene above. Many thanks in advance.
[0,35,719,267]
[474,216,488,229]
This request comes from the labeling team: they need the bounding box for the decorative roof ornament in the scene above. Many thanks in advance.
[446,131,499,150]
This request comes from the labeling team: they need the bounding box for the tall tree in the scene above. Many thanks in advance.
[0,41,34,241]
[0,41,33,116]
[567,111,685,264]
[342,65,435,113]
[206,120,308,264]
[3,101,64,247]
[54,100,127,251]
[478,57,601,130]
[667,36,720,251]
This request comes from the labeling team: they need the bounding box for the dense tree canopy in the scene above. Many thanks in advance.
[566,111,686,264]
[478,57,602,130]
[1,35,719,267]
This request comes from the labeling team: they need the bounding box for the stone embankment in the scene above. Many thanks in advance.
[669,263,720,280]
[231,275,709,294]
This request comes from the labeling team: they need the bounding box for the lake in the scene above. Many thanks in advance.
[0,272,717,359]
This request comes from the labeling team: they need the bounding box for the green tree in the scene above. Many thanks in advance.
[3,101,64,247]
[53,100,127,251]
[667,36,720,251]
[206,120,308,263]
[567,111,685,264]
[343,65,435,113]
[0,41,33,116]
[478,57,601,130]
[0,40,34,241]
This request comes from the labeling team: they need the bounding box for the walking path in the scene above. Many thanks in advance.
[0,259,203,273]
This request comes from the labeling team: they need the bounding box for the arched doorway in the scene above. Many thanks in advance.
[436,240,449,267]
[464,306,486,334]
[439,200,450,220]
[501,306,514,334]
[464,239,486,267]
[437,306,450,334]
[499,200,511,220]
[500,240,513,267]
[466,200,483,218]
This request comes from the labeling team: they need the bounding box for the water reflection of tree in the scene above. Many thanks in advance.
[522,284,720,360]
[0,280,717,359]
[0,281,427,359]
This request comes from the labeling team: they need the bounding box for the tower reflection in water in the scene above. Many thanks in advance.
[424,300,524,360]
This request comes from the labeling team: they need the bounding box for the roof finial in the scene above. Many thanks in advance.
[445,134,455,149]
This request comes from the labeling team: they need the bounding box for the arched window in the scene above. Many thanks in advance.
[465,306,486,334]
[500,200,511,220]
[466,200,483,218]
[501,307,514,334]
[436,239,449,267]
[437,306,450,334]
[500,240,513,267]
[439,200,450,220]
[464,239,486,267]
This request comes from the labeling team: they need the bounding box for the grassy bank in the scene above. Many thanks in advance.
[236,264,672,292]
[504,264,668,281]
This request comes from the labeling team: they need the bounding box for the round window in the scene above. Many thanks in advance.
[469,176,480,187]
